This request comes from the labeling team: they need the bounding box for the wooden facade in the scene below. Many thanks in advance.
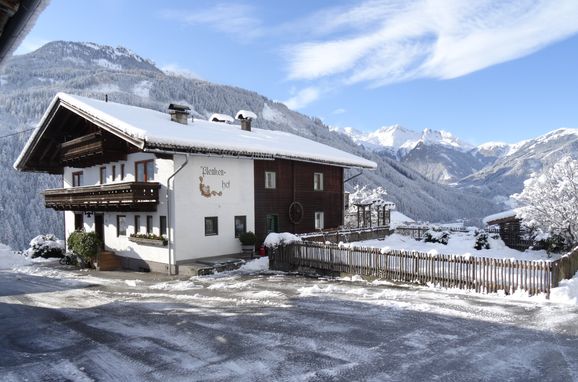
[254,159,344,244]
[485,215,531,251]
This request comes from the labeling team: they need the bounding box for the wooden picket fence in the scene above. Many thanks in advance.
[270,242,578,298]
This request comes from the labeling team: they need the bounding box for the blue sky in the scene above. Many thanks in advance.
[16,0,578,145]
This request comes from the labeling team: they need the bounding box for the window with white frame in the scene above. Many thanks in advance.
[265,171,276,189]
[314,172,324,191]
[315,211,324,230]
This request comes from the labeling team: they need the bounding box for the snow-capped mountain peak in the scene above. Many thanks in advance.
[332,124,472,154]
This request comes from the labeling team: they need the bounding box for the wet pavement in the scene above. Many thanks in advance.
[1,262,577,381]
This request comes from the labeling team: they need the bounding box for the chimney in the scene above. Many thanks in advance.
[168,103,191,125]
[235,110,257,132]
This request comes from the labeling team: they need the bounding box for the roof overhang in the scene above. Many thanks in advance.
[0,0,50,69]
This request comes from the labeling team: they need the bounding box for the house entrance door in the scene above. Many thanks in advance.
[95,214,105,249]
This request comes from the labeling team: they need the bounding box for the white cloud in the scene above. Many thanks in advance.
[161,63,202,80]
[283,87,320,110]
[161,3,263,42]
[284,0,578,86]
[332,108,346,115]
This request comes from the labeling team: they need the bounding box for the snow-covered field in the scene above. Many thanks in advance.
[1,245,578,381]
[347,232,556,261]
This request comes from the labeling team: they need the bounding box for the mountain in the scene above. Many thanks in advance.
[333,125,484,183]
[332,125,472,155]
[0,41,499,249]
[458,128,578,201]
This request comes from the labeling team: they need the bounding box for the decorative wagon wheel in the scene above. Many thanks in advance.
[288,201,304,224]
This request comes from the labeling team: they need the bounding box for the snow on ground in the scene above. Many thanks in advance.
[2,248,578,380]
[550,273,578,304]
[346,232,556,261]
[0,244,30,269]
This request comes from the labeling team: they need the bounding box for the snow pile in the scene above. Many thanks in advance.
[0,244,31,269]
[263,232,301,248]
[550,273,578,305]
[238,256,269,272]
[390,211,415,229]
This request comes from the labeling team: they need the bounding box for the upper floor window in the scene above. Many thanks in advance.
[120,163,125,181]
[112,165,117,181]
[265,171,276,189]
[99,166,107,184]
[72,171,83,187]
[315,211,325,230]
[135,160,154,182]
[314,172,324,191]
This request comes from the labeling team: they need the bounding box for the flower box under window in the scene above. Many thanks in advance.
[128,234,167,247]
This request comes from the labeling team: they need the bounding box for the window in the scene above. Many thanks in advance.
[160,216,167,236]
[146,215,153,234]
[99,166,107,184]
[134,215,141,234]
[205,217,218,236]
[72,171,83,187]
[74,213,84,231]
[234,216,247,238]
[117,215,127,236]
[135,159,155,182]
[266,214,279,233]
[314,172,324,191]
[112,165,116,181]
[265,171,276,189]
[315,212,325,230]
[120,163,125,180]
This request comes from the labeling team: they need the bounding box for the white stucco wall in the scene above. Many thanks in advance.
[63,152,255,264]
[63,152,173,264]
[172,155,255,262]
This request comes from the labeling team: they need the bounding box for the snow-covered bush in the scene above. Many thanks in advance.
[513,156,578,249]
[474,231,490,250]
[24,234,65,259]
[263,232,301,248]
[67,231,101,262]
[423,229,449,245]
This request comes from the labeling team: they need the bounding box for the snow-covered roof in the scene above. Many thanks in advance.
[483,210,518,225]
[15,93,377,170]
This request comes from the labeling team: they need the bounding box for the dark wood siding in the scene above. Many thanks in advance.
[254,159,344,244]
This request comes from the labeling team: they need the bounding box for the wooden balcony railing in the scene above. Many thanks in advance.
[44,182,161,212]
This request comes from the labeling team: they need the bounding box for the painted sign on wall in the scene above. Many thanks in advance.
[198,166,230,198]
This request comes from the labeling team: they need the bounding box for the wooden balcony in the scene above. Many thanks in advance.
[59,132,127,167]
[44,182,161,212]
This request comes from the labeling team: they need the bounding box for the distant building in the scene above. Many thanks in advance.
[15,93,376,272]
[483,210,530,251]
